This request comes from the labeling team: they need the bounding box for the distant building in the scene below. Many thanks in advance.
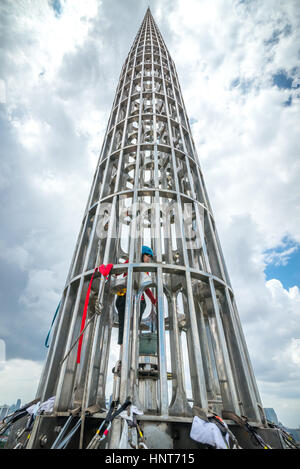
[0,405,9,421]
[264,408,279,425]
[264,408,300,443]
[0,399,22,421]
[8,398,21,415]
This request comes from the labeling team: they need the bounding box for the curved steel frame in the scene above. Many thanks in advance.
[35,9,266,448]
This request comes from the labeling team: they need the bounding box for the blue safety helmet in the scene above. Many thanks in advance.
[142,245,154,257]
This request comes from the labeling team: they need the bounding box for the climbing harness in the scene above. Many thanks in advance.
[86,397,131,449]
[190,407,242,449]
[190,415,231,449]
[209,415,230,449]
[111,259,128,294]
[208,415,241,449]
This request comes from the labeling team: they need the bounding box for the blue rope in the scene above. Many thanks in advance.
[45,301,61,348]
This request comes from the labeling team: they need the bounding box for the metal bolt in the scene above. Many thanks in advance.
[39,434,48,447]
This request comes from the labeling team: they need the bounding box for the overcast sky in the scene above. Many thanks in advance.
[0,0,299,428]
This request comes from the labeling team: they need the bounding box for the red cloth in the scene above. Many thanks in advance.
[99,263,113,278]
[76,263,113,364]
[77,267,98,364]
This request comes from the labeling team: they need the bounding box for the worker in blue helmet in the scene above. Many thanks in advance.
[142,245,154,258]
[140,245,156,307]
[113,246,157,374]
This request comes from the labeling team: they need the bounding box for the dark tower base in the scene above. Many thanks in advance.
[5,414,287,449]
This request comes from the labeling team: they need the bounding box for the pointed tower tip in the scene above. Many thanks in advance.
[142,6,153,22]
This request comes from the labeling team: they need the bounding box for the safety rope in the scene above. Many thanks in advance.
[77,268,98,363]
[0,397,41,437]
[244,421,272,449]
[45,300,61,348]
[126,413,148,449]
[222,410,272,449]
[59,264,113,367]
[50,415,75,449]
[59,313,97,366]
[86,397,131,449]
[77,264,113,363]
[54,414,84,449]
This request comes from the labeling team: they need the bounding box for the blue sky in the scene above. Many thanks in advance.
[0,0,299,429]
[272,69,300,106]
[264,237,300,290]
[51,0,63,17]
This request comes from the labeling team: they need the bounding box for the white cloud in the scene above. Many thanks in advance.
[259,382,300,428]
[0,359,43,405]
[264,244,299,267]
[0,241,30,271]
[275,338,300,368]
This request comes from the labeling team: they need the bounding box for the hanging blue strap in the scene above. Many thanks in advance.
[45,301,61,348]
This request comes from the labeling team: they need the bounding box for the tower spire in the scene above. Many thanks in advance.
[11,9,283,451]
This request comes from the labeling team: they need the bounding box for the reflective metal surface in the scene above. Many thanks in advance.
[33,8,266,449]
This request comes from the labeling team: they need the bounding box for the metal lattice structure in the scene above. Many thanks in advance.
[22,9,273,449]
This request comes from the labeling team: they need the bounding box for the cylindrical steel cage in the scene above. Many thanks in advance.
[34,9,266,448]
